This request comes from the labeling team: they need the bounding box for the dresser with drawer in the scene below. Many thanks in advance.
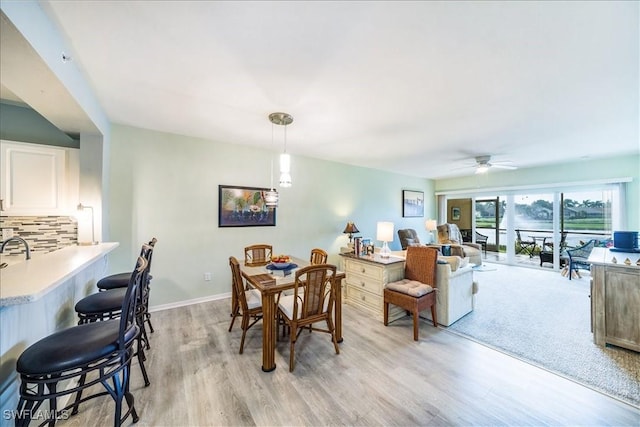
[340,253,406,322]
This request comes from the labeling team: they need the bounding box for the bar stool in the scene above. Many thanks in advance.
[15,256,147,427]
[74,242,155,386]
[97,238,157,336]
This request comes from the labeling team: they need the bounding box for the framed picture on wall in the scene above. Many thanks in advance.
[452,207,461,221]
[218,185,276,227]
[402,190,424,217]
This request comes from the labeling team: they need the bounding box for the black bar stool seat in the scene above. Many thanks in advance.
[75,288,127,322]
[17,319,137,375]
[97,272,131,291]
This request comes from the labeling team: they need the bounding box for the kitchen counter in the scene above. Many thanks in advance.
[0,242,119,306]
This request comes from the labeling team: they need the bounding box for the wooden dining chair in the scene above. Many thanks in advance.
[277,264,340,372]
[383,246,438,341]
[244,244,273,266]
[228,256,263,354]
[310,248,328,265]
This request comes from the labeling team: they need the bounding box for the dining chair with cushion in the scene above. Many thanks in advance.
[383,246,438,341]
[277,264,340,372]
[229,256,263,354]
[15,256,147,427]
[244,244,273,266]
[310,248,328,265]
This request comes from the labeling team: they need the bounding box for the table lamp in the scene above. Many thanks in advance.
[376,221,394,258]
[343,222,360,245]
[425,219,437,244]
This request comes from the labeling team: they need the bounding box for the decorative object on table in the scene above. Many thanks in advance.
[267,263,298,276]
[442,245,451,256]
[269,112,294,188]
[611,231,640,253]
[354,237,362,257]
[451,207,461,221]
[425,219,437,243]
[402,190,424,217]
[377,221,394,258]
[77,202,98,245]
[218,185,276,227]
[342,221,360,245]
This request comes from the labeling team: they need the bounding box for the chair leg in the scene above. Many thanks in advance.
[289,324,297,372]
[229,305,240,332]
[383,301,389,326]
[412,308,419,341]
[430,304,438,327]
[327,317,340,355]
[239,313,249,354]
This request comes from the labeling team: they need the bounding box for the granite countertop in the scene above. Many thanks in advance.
[588,247,640,268]
[0,242,119,307]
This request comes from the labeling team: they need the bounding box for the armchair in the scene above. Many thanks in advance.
[390,250,478,326]
[566,239,596,280]
[436,223,483,265]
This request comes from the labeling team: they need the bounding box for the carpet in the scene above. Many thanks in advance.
[446,263,640,408]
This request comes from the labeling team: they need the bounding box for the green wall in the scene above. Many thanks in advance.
[108,124,435,307]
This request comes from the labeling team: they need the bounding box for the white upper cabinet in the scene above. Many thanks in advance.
[0,140,78,215]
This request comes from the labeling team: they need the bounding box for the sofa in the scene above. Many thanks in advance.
[390,250,478,326]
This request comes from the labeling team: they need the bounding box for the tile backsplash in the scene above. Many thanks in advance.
[0,216,77,255]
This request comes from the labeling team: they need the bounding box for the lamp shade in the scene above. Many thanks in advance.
[425,219,437,231]
[376,222,394,242]
[343,222,360,234]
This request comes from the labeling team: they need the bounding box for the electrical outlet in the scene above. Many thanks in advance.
[203,272,212,281]
[2,228,14,240]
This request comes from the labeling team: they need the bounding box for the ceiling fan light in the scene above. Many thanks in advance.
[476,164,490,174]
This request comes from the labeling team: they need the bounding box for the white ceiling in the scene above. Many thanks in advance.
[4,1,639,179]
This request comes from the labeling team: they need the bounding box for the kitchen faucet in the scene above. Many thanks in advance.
[0,236,31,260]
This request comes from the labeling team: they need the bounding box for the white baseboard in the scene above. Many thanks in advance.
[149,292,231,313]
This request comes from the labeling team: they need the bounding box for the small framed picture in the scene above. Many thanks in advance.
[402,190,424,217]
[452,207,461,221]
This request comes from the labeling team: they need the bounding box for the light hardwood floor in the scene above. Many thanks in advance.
[59,298,640,426]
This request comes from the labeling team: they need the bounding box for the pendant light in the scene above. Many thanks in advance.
[263,116,279,208]
[268,112,293,188]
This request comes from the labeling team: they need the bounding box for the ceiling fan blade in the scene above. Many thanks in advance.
[491,164,517,170]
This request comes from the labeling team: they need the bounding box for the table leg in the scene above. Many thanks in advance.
[261,292,276,372]
[335,278,343,343]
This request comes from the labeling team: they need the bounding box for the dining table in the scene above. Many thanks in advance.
[239,256,346,372]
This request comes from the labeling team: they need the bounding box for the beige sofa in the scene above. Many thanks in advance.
[390,250,477,326]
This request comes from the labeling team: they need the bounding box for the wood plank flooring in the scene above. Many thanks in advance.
[59,298,640,426]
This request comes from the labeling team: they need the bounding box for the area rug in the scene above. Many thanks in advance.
[445,263,640,408]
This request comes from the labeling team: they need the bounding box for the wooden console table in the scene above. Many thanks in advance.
[588,247,640,352]
[340,253,405,322]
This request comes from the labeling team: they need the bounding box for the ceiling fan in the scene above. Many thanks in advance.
[472,155,517,174]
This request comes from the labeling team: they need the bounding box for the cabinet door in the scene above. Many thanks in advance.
[1,140,67,214]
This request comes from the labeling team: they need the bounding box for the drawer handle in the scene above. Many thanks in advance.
[360,281,365,287]
[361,295,366,301]
[361,268,366,273]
